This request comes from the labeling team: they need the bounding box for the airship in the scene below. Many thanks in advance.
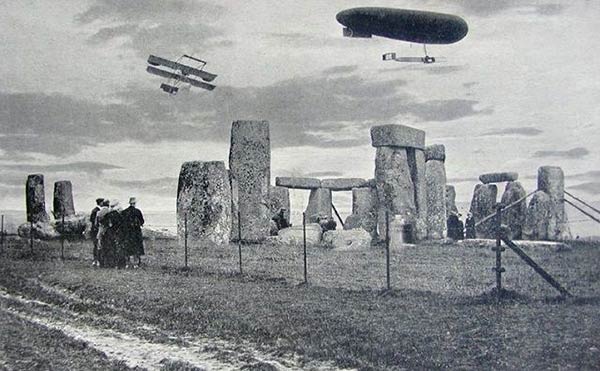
[336,7,468,63]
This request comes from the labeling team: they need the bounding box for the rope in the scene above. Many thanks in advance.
[474,190,536,227]
[563,198,600,224]
[564,190,600,215]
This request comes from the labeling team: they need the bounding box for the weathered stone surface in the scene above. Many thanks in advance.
[424,144,446,162]
[370,124,425,149]
[344,187,378,237]
[479,172,519,184]
[389,215,406,248]
[53,180,75,219]
[55,214,87,236]
[304,188,332,223]
[18,221,59,240]
[538,166,571,240]
[500,181,527,239]
[229,120,271,242]
[275,177,321,189]
[411,148,428,240]
[446,185,459,216]
[229,171,239,240]
[425,159,447,239]
[267,186,290,226]
[177,161,232,247]
[469,184,498,238]
[26,174,49,223]
[374,146,416,242]
[277,224,322,245]
[523,190,552,240]
[321,178,369,191]
[322,229,372,250]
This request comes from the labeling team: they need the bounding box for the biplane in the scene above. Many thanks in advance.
[146,54,217,95]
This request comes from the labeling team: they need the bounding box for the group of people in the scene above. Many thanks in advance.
[89,197,145,269]
[447,212,476,240]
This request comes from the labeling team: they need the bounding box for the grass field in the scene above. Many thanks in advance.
[0,236,599,370]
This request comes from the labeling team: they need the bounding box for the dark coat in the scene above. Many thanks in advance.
[121,206,145,256]
[99,209,126,268]
[90,206,100,236]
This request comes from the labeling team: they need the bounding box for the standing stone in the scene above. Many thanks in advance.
[267,186,290,225]
[469,183,498,238]
[374,146,416,242]
[304,188,332,223]
[26,174,48,223]
[523,190,552,240]
[538,166,571,240]
[229,120,271,243]
[177,161,232,247]
[411,149,428,241]
[446,185,459,216]
[425,145,447,239]
[344,187,378,238]
[500,181,527,239]
[53,180,75,219]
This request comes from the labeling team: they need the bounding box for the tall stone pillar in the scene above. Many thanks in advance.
[425,144,447,239]
[500,181,527,240]
[53,180,75,219]
[344,186,378,238]
[267,186,291,225]
[229,120,271,243]
[177,161,232,247]
[537,166,571,240]
[469,184,498,238]
[26,174,48,223]
[446,185,459,216]
[304,188,332,223]
[371,124,426,242]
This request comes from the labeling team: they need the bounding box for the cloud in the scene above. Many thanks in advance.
[453,0,567,17]
[566,170,600,181]
[568,182,600,195]
[77,0,228,56]
[463,82,478,88]
[533,147,589,159]
[322,65,359,75]
[447,176,478,183]
[0,161,123,175]
[425,65,468,75]
[109,177,177,196]
[304,171,346,178]
[408,99,492,122]
[480,127,543,137]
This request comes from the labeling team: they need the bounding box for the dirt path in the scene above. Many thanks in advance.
[0,286,347,371]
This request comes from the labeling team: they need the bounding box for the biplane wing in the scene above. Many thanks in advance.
[147,55,217,82]
[146,66,216,91]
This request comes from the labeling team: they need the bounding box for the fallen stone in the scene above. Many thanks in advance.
[229,120,271,243]
[322,229,372,250]
[177,161,232,247]
[537,166,571,240]
[54,213,87,237]
[320,178,369,191]
[18,221,59,240]
[275,177,321,189]
[370,124,426,149]
[523,190,552,241]
[277,223,322,245]
[344,187,378,237]
[469,183,498,238]
[374,146,416,242]
[500,181,527,239]
[53,180,75,219]
[26,174,49,223]
[479,172,519,184]
[425,158,447,239]
[304,188,332,223]
[424,144,446,162]
[446,185,459,216]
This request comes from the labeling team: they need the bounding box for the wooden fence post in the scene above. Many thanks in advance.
[303,212,307,284]
[184,213,188,269]
[30,220,34,254]
[385,210,391,291]
[493,205,505,300]
[238,210,243,275]
[61,212,65,260]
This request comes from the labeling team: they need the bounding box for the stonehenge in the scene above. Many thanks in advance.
[26,174,49,223]
[304,188,333,223]
[229,120,271,243]
[469,183,498,238]
[425,144,447,239]
[53,180,75,219]
[500,181,527,240]
[479,172,519,184]
[177,161,232,247]
[446,185,459,216]
[344,187,378,238]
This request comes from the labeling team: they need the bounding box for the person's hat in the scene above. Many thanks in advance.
[96,198,104,205]
[110,199,120,208]
[129,197,137,204]
[102,199,110,207]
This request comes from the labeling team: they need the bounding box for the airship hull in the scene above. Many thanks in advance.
[336,7,468,45]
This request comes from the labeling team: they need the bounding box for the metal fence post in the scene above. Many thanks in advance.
[385,210,391,291]
[494,205,505,301]
[30,220,34,254]
[238,210,243,275]
[0,214,4,252]
[184,213,188,269]
[303,212,307,284]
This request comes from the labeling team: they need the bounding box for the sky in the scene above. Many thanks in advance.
[1,0,599,229]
